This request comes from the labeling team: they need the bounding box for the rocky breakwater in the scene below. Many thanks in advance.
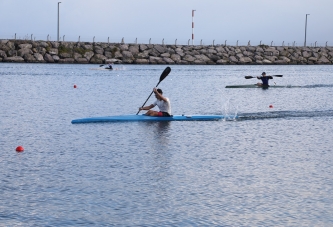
[0,39,332,65]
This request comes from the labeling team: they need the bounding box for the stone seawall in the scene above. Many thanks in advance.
[1,39,332,65]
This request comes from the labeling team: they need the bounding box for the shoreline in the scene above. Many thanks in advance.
[1,39,332,65]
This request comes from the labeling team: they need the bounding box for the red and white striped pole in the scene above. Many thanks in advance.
[192,10,196,45]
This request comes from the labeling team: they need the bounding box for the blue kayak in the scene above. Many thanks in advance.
[71,114,234,124]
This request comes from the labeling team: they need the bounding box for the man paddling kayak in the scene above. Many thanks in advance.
[139,88,171,117]
[257,72,273,86]
[106,63,113,70]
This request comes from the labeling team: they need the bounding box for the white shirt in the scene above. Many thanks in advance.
[153,98,171,115]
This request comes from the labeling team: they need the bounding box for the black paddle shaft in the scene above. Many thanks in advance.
[136,67,171,115]
[245,75,283,79]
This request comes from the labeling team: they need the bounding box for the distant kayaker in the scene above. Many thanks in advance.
[139,88,171,117]
[107,63,113,70]
[257,72,273,86]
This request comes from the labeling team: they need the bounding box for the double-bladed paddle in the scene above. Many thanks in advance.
[245,75,283,79]
[136,66,171,115]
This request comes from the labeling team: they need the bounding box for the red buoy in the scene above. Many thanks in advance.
[74,84,77,88]
[269,105,273,108]
[16,146,24,152]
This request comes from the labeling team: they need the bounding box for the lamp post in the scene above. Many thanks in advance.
[58,2,61,41]
[304,14,310,47]
[192,10,196,45]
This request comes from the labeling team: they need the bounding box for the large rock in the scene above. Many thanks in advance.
[83,44,93,50]
[73,53,82,60]
[317,56,331,64]
[234,49,242,54]
[264,49,279,56]
[207,54,220,62]
[302,51,312,58]
[176,50,185,57]
[229,56,238,63]
[194,54,210,62]
[166,48,175,55]
[122,51,134,61]
[137,51,149,59]
[89,54,106,64]
[48,48,58,55]
[154,45,166,53]
[18,48,33,57]
[39,42,50,48]
[262,59,272,64]
[119,44,129,51]
[129,45,139,55]
[207,49,217,54]
[94,46,104,55]
[59,53,72,58]
[163,57,175,64]
[76,58,89,63]
[216,59,229,64]
[18,44,32,49]
[171,54,181,63]
[236,53,244,59]
[35,47,46,55]
[84,51,94,61]
[0,43,11,52]
[149,56,164,64]
[24,54,37,62]
[247,46,256,52]
[161,53,170,58]
[52,55,60,62]
[278,56,291,63]
[265,56,278,62]
[50,42,59,48]
[106,58,122,64]
[193,59,206,65]
[308,57,318,62]
[34,53,45,62]
[6,50,17,57]
[139,44,148,51]
[243,51,253,56]
[104,51,112,58]
[44,53,54,63]
[238,57,252,63]
[183,55,195,62]
[256,47,264,52]
[4,56,25,62]
[0,50,7,58]
[58,58,75,63]
[114,51,123,59]
[134,59,149,64]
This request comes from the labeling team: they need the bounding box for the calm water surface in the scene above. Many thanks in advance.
[1,63,333,226]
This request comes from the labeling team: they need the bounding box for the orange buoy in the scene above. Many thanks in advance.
[269,105,273,108]
[74,84,77,88]
[16,146,24,152]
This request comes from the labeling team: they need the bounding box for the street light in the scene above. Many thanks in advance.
[58,2,61,41]
[304,14,310,47]
[192,10,196,45]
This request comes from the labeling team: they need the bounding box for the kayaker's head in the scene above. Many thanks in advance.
[154,88,163,100]
[262,72,266,77]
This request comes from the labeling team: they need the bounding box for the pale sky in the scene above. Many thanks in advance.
[1,0,332,47]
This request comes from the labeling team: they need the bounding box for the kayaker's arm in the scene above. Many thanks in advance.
[139,104,154,111]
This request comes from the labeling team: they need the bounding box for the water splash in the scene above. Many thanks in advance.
[222,98,238,121]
